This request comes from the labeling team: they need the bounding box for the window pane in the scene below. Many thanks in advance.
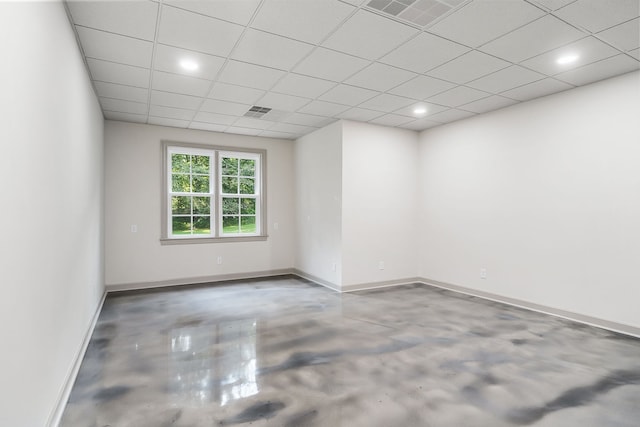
[223,216,239,233]
[222,176,238,194]
[222,197,239,215]
[222,157,238,175]
[239,178,255,194]
[193,216,211,234]
[241,216,256,233]
[192,175,210,193]
[172,216,191,235]
[193,197,210,215]
[172,196,191,214]
[192,155,209,174]
[172,174,191,192]
[172,154,190,173]
[240,198,255,214]
[239,159,255,177]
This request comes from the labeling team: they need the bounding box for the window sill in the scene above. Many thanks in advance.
[160,235,268,245]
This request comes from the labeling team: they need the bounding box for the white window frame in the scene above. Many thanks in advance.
[161,141,267,245]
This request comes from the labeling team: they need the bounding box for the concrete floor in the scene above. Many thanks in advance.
[61,276,640,426]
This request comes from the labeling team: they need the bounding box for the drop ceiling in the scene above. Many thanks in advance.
[66,0,640,140]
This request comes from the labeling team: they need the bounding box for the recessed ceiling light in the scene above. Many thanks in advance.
[413,106,427,116]
[179,59,199,71]
[556,54,579,65]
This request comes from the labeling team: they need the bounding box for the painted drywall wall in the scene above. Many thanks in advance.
[418,71,640,328]
[0,2,105,426]
[104,121,295,286]
[294,121,343,287]
[341,121,419,287]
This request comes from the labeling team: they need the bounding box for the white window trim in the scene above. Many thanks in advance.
[160,141,267,245]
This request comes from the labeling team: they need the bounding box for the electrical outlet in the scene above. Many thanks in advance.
[378,261,385,270]
[130,225,137,233]
[332,262,337,271]
[480,268,487,279]
[273,222,279,230]
[217,256,223,265]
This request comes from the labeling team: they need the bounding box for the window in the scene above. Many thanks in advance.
[162,142,266,243]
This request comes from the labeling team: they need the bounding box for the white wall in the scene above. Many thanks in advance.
[104,121,295,287]
[294,121,343,287]
[418,71,640,328]
[0,2,105,426]
[342,121,419,288]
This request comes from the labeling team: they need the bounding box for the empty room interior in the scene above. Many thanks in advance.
[2,0,640,426]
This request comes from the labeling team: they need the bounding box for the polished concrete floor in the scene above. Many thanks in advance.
[61,276,640,426]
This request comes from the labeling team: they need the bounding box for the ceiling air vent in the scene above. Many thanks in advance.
[366,0,469,27]
[244,106,272,118]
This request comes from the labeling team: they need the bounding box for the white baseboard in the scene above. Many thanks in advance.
[48,291,107,427]
[291,269,341,292]
[105,269,295,293]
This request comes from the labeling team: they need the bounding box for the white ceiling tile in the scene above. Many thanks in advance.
[269,122,317,134]
[380,32,470,73]
[154,44,225,80]
[554,0,639,33]
[467,65,545,93]
[225,126,263,136]
[103,111,147,123]
[500,78,574,101]
[338,107,384,121]
[426,86,489,107]
[201,99,251,116]
[232,117,275,130]
[151,90,202,110]
[393,102,447,118]
[218,61,286,90]
[369,113,415,127]
[68,0,158,41]
[428,50,510,84]
[629,48,640,60]
[231,29,315,71]
[389,75,456,100]
[294,48,369,82]
[298,100,351,116]
[100,97,148,115]
[400,118,441,131]
[529,0,577,11]
[427,108,476,123]
[259,130,299,140]
[344,63,416,91]
[459,95,518,114]
[189,122,228,133]
[271,73,337,98]
[76,26,153,68]
[256,92,311,112]
[319,84,379,105]
[597,18,640,52]
[284,113,335,127]
[480,15,585,63]
[555,54,640,85]
[148,117,190,128]
[428,0,545,48]
[94,81,149,104]
[164,0,261,25]
[208,82,265,105]
[149,105,196,121]
[193,111,238,125]
[252,0,355,44]
[152,71,211,97]
[521,37,620,76]
[358,93,416,112]
[158,6,244,56]
[87,59,150,88]
[322,10,419,60]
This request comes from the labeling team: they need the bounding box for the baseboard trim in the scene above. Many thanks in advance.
[48,290,107,427]
[291,269,341,292]
[105,269,295,293]
[341,277,423,293]
[419,277,640,339]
